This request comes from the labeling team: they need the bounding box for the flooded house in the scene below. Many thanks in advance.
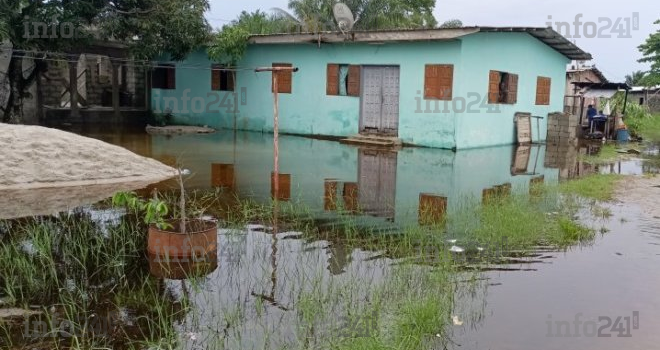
[151,27,590,150]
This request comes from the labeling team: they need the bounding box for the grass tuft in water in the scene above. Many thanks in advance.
[559,173,623,201]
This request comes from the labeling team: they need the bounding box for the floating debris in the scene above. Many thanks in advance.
[452,315,464,326]
[449,246,465,253]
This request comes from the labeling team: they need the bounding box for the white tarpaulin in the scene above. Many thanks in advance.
[582,89,619,99]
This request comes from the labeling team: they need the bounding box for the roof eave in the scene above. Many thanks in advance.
[247,27,591,61]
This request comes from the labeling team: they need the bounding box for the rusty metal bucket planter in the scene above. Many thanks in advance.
[147,219,218,262]
[148,252,218,280]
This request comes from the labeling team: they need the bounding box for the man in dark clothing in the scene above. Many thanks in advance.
[587,105,598,123]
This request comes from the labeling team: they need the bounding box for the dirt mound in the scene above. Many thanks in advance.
[0,123,177,190]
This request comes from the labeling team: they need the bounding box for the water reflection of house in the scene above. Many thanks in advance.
[145,131,561,224]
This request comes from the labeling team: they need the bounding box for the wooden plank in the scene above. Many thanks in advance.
[506,73,518,104]
[347,65,360,96]
[326,64,339,96]
[488,70,500,104]
[515,112,532,144]
[511,145,531,174]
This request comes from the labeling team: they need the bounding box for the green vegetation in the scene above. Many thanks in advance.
[559,173,623,201]
[637,19,660,86]
[210,0,439,64]
[1,0,210,123]
[580,144,621,164]
[628,114,660,142]
[0,170,621,349]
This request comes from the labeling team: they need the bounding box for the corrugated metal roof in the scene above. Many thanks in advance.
[248,26,591,61]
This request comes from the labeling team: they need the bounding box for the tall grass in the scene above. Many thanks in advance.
[0,172,618,350]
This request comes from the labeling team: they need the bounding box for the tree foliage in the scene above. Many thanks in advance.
[0,0,210,123]
[210,0,438,65]
[286,0,437,31]
[625,70,647,86]
[208,10,299,65]
[638,19,660,86]
[439,19,463,29]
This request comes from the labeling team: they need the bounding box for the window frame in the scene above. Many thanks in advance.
[211,64,235,92]
[535,76,551,105]
[488,70,518,105]
[152,64,176,90]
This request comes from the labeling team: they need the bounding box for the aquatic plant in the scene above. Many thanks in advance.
[559,173,623,201]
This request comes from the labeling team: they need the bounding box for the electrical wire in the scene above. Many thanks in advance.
[0,47,259,72]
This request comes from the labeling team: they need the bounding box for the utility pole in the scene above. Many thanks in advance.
[254,66,299,202]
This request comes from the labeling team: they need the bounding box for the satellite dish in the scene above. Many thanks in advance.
[333,3,355,32]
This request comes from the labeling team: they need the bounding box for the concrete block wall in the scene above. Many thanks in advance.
[546,112,578,144]
[544,112,579,170]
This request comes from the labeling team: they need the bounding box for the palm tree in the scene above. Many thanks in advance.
[625,70,647,86]
[284,0,437,32]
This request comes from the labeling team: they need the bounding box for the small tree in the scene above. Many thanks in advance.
[638,19,660,86]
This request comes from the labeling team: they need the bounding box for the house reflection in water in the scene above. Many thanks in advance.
[140,130,600,225]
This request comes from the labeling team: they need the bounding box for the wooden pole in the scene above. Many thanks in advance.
[273,73,280,199]
[111,61,121,122]
[254,66,298,201]
[68,60,79,119]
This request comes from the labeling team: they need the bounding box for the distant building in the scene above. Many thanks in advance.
[564,65,608,119]
[630,86,660,113]
[153,27,590,150]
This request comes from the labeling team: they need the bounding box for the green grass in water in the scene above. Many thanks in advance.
[559,173,623,201]
[580,144,622,165]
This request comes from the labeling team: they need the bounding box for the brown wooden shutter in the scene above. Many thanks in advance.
[166,66,176,89]
[327,64,339,95]
[211,65,221,91]
[488,70,500,103]
[506,73,518,104]
[347,65,360,96]
[438,65,453,100]
[272,63,293,93]
[424,65,453,100]
[424,65,439,99]
[536,76,551,105]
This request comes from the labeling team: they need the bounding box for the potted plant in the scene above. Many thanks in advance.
[112,171,217,264]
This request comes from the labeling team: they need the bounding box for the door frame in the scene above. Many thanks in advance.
[358,65,401,136]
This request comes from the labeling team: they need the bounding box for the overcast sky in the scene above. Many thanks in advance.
[207,0,657,82]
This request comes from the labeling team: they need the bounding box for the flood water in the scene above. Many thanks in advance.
[5,124,660,349]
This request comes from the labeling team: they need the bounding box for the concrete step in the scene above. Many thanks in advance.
[340,134,403,148]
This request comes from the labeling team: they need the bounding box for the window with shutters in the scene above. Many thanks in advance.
[211,64,235,91]
[327,64,360,96]
[152,64,176,89]
[424,64,453,100]
[272,63,293,93]
[535,76,551,105]
[488,70,518,104]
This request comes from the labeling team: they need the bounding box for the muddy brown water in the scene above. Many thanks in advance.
[4,124,660,349]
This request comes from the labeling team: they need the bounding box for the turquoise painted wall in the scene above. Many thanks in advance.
[455,33,570,149]
[152,32,569,150]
